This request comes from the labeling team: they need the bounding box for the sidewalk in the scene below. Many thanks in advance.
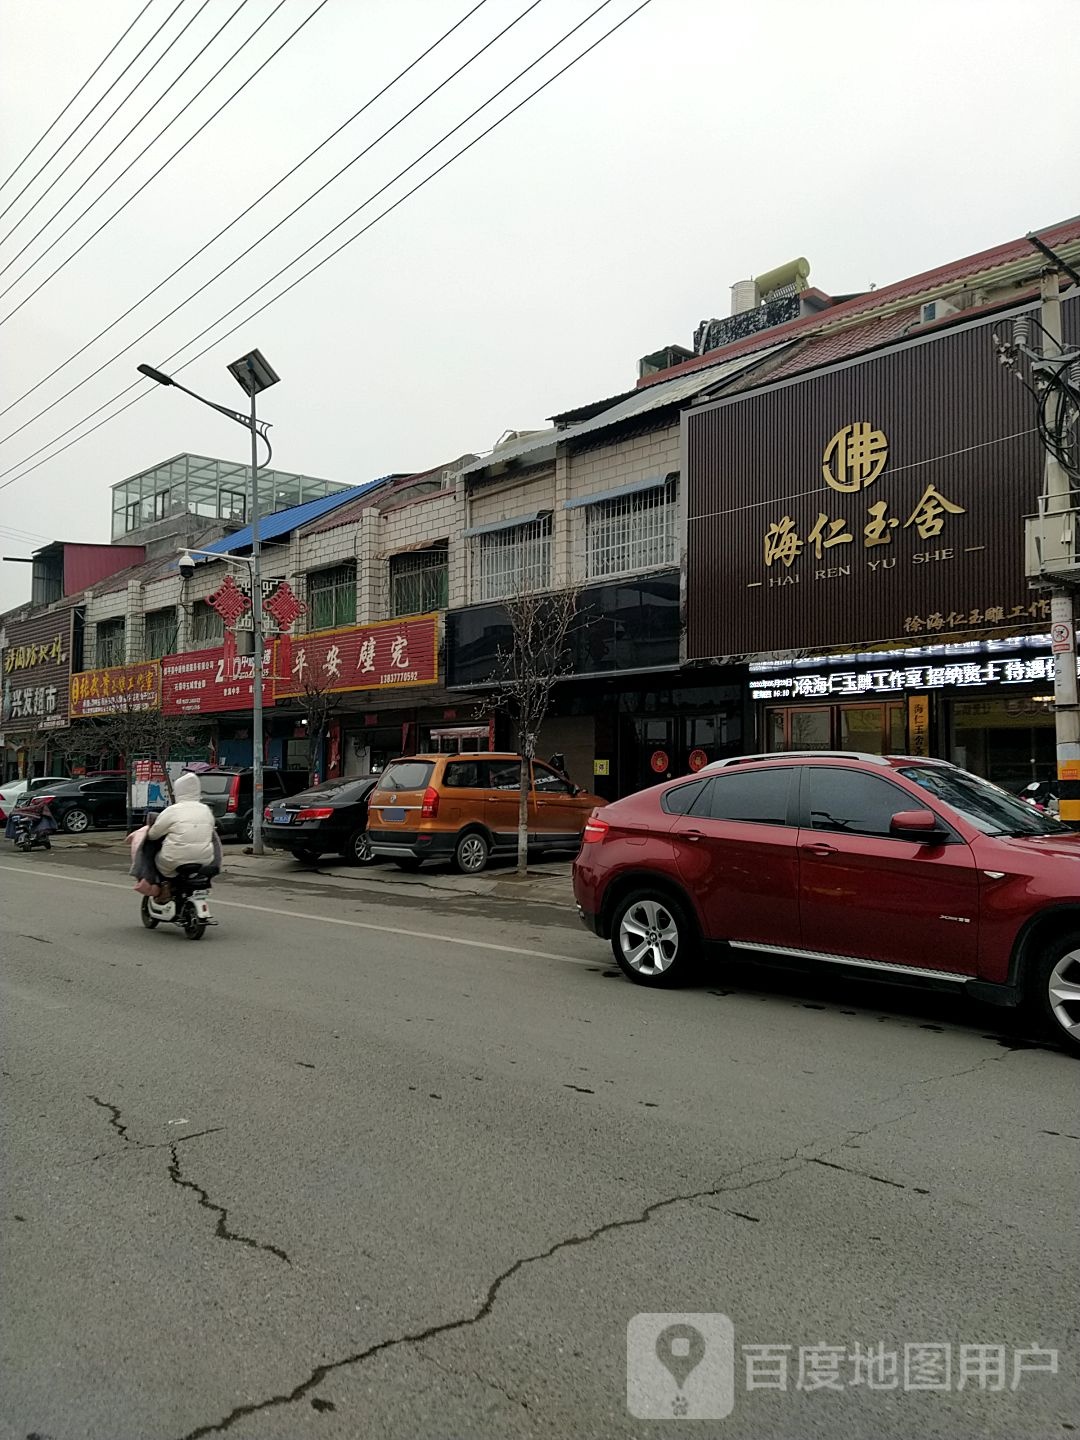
[41,832,578,909]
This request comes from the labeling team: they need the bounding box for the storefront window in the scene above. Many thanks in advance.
[949,696,1055,793]
[767,703,904,754]
[789,708,830,750]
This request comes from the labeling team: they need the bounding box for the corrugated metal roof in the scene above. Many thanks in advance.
[463,345,787,478]
[198,478,391,557]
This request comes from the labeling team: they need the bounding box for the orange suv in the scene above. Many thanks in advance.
[367,753,604,873]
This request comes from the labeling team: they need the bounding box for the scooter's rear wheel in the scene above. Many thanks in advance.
[182,902,207,941]
[140,896,159,929]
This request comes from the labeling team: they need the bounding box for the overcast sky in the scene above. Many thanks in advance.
[0,0,1076,610]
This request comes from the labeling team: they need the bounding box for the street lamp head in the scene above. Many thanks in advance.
[137,363,174,386]
[228,348,280,397]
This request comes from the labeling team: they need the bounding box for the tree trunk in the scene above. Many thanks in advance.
[517,752,530,877]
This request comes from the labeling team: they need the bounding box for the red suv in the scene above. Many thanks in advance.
[572,752,1080,1054]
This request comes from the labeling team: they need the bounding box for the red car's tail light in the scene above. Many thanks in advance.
[582,816,610,843]
[226,775,241,813]
[420,786,440,819]
[295,807,334,821]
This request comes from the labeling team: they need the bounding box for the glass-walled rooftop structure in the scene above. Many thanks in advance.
[111,453,351,540]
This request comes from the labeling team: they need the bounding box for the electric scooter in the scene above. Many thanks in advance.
[140,864,217,940]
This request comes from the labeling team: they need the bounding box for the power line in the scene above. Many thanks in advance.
[0,0,554,456]
[0,0,158,199]
[0,0,310,307]
[0,0,488,423]
[0,0,193,242]
[0,0,634,484]
[0,0,652,500]
[0,0,253,289]
[0,0,541,433]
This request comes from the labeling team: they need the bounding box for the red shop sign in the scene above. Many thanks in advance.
[274,614,438,699]
[687,748,708,772]
[160,644,275,716]
[650,749,670,774]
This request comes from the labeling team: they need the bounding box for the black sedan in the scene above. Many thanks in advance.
[17,776,128,834]
[262,776,378,864]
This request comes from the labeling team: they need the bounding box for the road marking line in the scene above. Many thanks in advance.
[0,864,586,965]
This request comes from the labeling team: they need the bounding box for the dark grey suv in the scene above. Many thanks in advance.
[196,768,308,843]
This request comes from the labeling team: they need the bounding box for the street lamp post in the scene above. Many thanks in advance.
[138,350,281,856]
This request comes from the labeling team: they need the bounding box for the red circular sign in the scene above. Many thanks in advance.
[650,750,670,775]
[688,748,708,772]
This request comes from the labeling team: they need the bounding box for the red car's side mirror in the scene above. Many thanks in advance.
[890,808,945,841]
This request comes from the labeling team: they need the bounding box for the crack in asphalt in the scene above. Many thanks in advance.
[167,1146,291,1266]
[85,1095,223,1165]
[87,1095,144,1149]
[417,1343,532,1414]
[175,1151,806,1438]
[809,1156,911,1190]
[84,1127,225,1166]
[87,1097,284,1265]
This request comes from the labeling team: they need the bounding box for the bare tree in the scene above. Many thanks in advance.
[56,700,209,828]
[3,713,62,778]
[297,670,334,784]
[483,583,580,876]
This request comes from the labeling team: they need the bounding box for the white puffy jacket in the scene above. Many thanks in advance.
[148,771,216,874]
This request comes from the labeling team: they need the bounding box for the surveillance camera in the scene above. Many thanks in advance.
[177,552,196,580]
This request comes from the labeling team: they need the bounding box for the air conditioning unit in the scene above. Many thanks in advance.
[920,296,960,325]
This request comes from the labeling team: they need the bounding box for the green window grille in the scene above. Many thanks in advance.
[389,542,448,617]
[307,562,357,630]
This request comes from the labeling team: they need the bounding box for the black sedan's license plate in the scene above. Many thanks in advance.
[273,813,292,825]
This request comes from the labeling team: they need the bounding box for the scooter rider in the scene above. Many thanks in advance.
[146,771,216,888]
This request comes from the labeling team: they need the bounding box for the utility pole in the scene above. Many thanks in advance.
[1038,272,1080,823]
[247,362,266,857]
[1014,250,1080,825]
[137,348,280,854]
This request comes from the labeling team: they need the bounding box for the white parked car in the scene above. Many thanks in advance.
[0,776,69,822]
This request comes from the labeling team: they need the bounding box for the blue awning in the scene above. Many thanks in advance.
[563,474,672,510]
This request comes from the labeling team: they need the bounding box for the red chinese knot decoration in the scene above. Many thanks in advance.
[263,580,307,677]
[208,573,251,674]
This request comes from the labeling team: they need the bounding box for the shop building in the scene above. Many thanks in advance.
[445,349,781,796]
[1,540,145,779]
[678,223,1080,788]
[75,457,481,780]
[284,456,476,771]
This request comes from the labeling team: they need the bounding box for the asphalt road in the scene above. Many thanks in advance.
[2,844,1077,1440]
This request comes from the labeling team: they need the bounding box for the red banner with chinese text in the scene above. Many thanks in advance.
[160,644,275,716]
[70,662,160,718]
[273,615,438,699]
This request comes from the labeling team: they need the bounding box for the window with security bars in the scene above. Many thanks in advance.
[474,517,551,603]
[144,607,177,660]
[307,561,357,630]
[190,599,224,646]
[585,480,676,580]
[95,618,126,667]
[390,542,448,617]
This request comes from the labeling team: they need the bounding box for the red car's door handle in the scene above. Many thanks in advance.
[683,828,703,842]
[801,841,838,857]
